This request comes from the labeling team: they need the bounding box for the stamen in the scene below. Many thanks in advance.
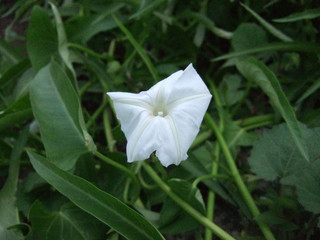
[157,111,164,116]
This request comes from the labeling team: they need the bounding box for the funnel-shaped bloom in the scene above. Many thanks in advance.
[107,64,212,167]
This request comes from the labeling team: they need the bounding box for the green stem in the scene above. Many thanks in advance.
[86,96,108,129]
[94,151,140,202]
[205,83,224,240]
[237,114,275,128]
[205,113,276,240]
[112,14,160,83]
[68,42,112,60]
[142,163,236,240]
[103,109,116,152]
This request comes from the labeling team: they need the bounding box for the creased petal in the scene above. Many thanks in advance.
[127,116,162,163]
[155,116,185,167]
[166,95,212,166]
[107,92,152,140]
[161,64,211,105]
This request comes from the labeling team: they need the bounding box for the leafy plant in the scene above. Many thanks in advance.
[0,1,319,240]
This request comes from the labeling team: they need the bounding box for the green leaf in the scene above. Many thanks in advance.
[273,8,320,23]
[212,42,320,61]
[223,116,258,148]
[0,127,28,239]
[49,2,76,79]
[27,151,165,240]
[158,179,205,234]
[0,95,33,132]
[241,3,292,42]
[231,23,267,51]
[249,123,320,183]
[27,6,58,73]
[130,0,165,19]
[0,59,31,90]
[292,159,320,214]
[29,61,95,170]
[237,57,309,161]
[29,201,108,240]
[218,74,244,106]
[249,123,320,214]
[0,37,23,66]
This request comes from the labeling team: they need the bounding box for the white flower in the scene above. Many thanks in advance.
[107,64,212,167]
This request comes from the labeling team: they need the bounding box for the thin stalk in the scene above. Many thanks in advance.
[68,42,112,60]
[86,96,108,129]
[205,82,224,240]
[231,77,253,117]
[112,15,160,83]
[205,113,276,240]
[142,163,236,240]
[103,109,116,152]
[236,114,275,128]
[94,151,140,202]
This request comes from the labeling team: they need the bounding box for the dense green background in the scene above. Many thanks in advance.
[0,0,320,239]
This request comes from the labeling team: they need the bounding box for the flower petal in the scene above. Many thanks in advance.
[126,116,162,162]
[160,64,211,105]
[107,92,153,140]
[166,94,212,166]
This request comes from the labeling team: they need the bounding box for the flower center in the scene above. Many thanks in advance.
[153,107,167,117]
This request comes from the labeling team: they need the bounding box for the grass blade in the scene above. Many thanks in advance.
[241,3,293,42]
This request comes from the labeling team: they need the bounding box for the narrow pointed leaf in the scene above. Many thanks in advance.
[237,57,309,161]
[27,151,165,240]
[273,8,320,23]
[0,127,28,239]
[212,42,320,61]
[29,61,95,170]
[241,3,292,42]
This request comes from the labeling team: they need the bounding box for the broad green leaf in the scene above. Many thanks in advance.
[27,6,58,73]
[0,95,33,132]
[231,23,267,51]
[241,3,292,42]
[0,37,23,66]
[293,159,320,214]
[212,42,320,61]
[29,61,95,170]
[158,179,205,234]
[249,123,320,183]
[249,123,320,215]
[0,127,28,239]
[27,151,165,240]
[274,8,320,23]
[29,201,108,240]
[237,57,309,161]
